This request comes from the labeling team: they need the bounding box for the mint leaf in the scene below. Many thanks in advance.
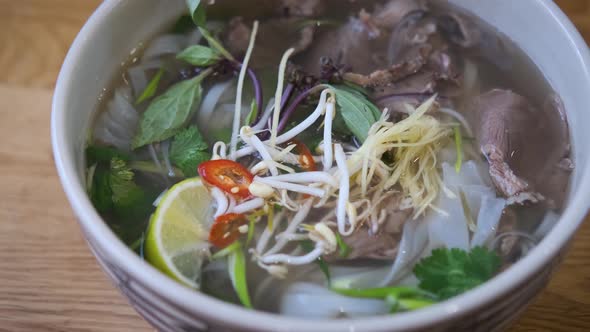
[413,247,501,300]
[136,68,165,105]
[170,126,210,177]
[327,85,381,142]
[177,45,221,66]
[172,15,195,34]
[133,74,205,149]
[186,0,206,27]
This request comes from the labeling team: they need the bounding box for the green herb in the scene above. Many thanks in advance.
[177,45,221,66]
[245,99,258,125]
[90,166,114,213]
[211,241,241,260]
[169,126,210,177]
[228,242,252,308]
[386,295,436,313]
[327,85,381,142]
[128,161,184,177]
[172,15,195,34]
[88,156,153,219]
[301,240,331,285]
[332,286,433,300]
[199,27,235,61]
[413,247,501,300]
[332,286,436,313]
[136,68,165,105]
[109,158,149,212]
[454,126,463,173]
[133,69,211,149]
[335,233,352,258]
[186,0,206,27]
[86,145,129,165]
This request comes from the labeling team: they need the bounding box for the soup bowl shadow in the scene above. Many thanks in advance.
[52,0,590,331]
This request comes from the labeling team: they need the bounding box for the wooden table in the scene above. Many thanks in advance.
[0,1,589,331]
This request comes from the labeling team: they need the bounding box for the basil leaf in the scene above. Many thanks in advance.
[328,85,381,142]
[199,27,235,61]
[136,68,165,105]
[186,0,206,27]
[177,45,221,66]
[133,75,204,149]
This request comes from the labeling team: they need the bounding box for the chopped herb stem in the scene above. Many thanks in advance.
[454,126,463,173]
[199,27,235,61]
[136,68,165,105]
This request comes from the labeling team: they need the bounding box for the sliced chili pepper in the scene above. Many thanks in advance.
[198,159,254,198]
[209,213,248,248]
[289,139,317,171]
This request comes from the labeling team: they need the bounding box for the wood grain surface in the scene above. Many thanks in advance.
[0,1,588,331]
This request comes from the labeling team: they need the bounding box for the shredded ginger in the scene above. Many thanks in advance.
[347,96,453,218]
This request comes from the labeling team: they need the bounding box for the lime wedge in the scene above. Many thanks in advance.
[144,178,214,289]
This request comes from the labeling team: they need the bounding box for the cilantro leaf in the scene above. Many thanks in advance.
[170,126,210,177]
[110,158,147,213]
[86,145,129,165]
[413,247,501,300]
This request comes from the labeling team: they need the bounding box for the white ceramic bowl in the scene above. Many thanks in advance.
[52,1,590,331]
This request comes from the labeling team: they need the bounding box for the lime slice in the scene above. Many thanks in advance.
[144,178,214,289]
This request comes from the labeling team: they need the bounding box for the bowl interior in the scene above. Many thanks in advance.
[52,0,590,331]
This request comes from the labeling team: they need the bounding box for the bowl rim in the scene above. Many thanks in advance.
[52,0,590,331]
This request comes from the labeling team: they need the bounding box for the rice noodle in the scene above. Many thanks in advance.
[198,80,235,126]
[160,140,176,177]
[230,21,259,159]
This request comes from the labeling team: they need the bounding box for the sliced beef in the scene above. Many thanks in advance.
[278,0,325,17]
[372,0,426,30]
[301,16,389,75]
[469,90,571,208]
[223,17,318,67]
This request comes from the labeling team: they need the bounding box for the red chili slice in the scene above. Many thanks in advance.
[289,139,317,171]
[198,159,254,198]
[209,213,248,248]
